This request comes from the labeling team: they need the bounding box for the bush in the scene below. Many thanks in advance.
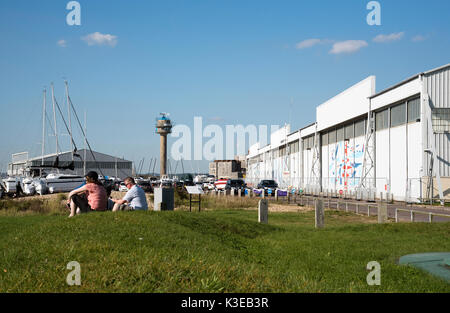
[56,193,67,201]
[0,197,67,216]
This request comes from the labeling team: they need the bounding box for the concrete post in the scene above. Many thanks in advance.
[258,199,268,224]
[153,187,174,211]
[275,189,278,201]
[315,198,324,229]
[378,203,388,224]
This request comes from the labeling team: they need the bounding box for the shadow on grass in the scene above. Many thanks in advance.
[161,212,282,253]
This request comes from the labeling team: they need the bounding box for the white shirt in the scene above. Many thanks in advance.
[123,185,148,210]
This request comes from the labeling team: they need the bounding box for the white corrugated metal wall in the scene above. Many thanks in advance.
[424,67,450,177]
[245,64,449,200]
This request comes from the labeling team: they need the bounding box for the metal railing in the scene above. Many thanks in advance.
[394,208,450,223]
[209,189,450,223]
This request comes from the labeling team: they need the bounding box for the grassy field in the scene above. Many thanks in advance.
[0,195,449,293]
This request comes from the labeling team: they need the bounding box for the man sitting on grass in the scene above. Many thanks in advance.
[111,177,148,211]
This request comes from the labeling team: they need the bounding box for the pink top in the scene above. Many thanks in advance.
[85,183,107,211]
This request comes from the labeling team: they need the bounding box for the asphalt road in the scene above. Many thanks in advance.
[265,195,450,223]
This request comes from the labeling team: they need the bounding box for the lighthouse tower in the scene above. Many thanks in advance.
[154,113,174,211]
[155,113,172,177]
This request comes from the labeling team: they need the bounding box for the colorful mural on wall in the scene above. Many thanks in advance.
[329,140,364,191]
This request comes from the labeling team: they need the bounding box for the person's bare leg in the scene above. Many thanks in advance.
[112,202,120,212]
[69,199,77,217]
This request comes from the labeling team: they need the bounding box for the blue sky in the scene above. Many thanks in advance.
[0,0,449,174]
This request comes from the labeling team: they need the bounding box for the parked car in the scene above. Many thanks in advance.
[257,180,278,195]
[224,179,246,191]
[119,182,128,192]
[203,182,215,190]
[138,181,153,193]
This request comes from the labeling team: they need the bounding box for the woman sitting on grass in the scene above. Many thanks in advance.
[67,171,108,218]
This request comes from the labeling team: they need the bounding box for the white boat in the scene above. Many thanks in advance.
[33,178,47,196]
[193,175,208,184]
[21,177,36,196]
[45,173,85,194]
[2,177,18,194]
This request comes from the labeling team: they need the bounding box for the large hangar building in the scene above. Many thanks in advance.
[246,63,450,202]
[8,149,133,179]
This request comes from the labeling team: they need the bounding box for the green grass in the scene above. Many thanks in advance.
[0,198,449,292]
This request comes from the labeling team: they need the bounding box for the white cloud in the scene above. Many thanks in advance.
[81,32,118,47]
[412,35,426,42]
[57,39,67,48]
[296,39,322,49]
[373,32,405,43]
[329,40,368,55]
[295,38,334,50]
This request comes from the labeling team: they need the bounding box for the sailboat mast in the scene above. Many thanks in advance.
[181,158,184,175]
[147,157,153,176]
[84,110,87,176]
[51,83,59,156]
[152,158,156,176]
[41,89,46,166]
[65,81,74,161]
